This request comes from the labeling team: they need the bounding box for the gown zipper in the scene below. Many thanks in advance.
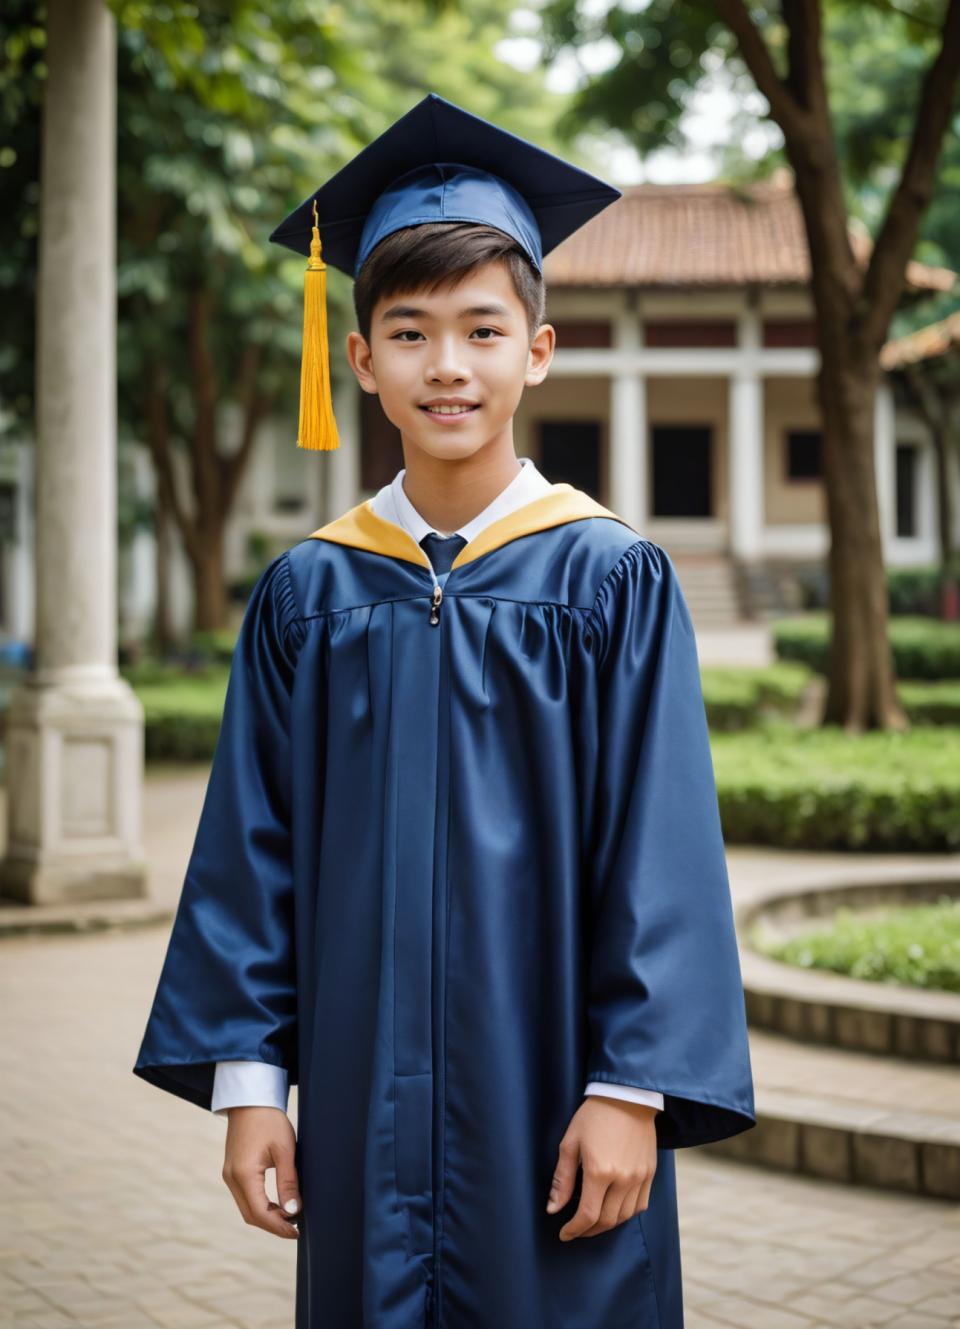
[424,551,448,1325]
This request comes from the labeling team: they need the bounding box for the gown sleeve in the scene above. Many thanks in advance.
[583,538,756,1149]
[132,550,305,1112]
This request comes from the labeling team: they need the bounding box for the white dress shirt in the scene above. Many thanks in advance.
[211,458,664,1117]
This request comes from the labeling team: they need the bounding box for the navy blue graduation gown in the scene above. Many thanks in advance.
[133,483,756,1329]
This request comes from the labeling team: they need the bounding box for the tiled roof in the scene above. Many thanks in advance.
[544,175,956,294]
[881,309,960,369]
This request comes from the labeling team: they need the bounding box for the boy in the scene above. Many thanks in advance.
[134,93,756,1329]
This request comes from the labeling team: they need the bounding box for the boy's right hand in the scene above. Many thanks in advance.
[221,1106,302,1239]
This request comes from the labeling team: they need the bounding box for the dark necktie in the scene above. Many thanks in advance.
[419,532,467,576]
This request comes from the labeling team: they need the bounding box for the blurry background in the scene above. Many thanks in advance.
[1,2,959,1327]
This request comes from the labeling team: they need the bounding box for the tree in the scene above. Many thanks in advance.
[538,0,960,730]
[3,0,578,636]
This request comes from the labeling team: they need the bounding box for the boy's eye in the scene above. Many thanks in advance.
[390,328,501,342]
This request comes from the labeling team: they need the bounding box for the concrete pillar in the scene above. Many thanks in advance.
[608,301,647,532]
[0,0,147,904]
[728,307,765,559]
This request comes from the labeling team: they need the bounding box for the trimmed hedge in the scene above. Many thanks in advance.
[133,670,229,761]
[712,722,960,851]
[701,664,960,728]
[774,613,960,680]
[899,680,960,725]
[700,663,812,731]
[126,666,960,854]
[888,567,948,617]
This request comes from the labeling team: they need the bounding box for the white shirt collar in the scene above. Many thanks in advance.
[370,456,553,547]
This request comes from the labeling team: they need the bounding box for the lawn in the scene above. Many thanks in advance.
[751,898,960,993]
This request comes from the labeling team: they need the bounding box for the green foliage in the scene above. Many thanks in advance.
[2,0,587,450]
[188,628,239,664]
[712,722,960,851]
[536,0,960,337]
[887,566,953,617]
[898,680,960,724]
[131,667,230,760]
[700,662,812,730]
[752,897,960,993]
[774,613,960,680]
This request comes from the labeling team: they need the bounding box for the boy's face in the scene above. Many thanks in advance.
[347,258,555,463]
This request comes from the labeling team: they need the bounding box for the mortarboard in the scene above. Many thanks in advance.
[269,92,622,452]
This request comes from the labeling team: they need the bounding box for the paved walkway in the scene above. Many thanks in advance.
[1,768,959,1328]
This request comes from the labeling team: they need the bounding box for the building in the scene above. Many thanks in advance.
[119,176,960,637]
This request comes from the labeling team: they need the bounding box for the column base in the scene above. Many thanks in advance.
[0,671,148,905]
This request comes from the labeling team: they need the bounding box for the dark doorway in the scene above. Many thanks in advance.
[538,421,601,499]
[651,425,712,517]
[895,443,919,538]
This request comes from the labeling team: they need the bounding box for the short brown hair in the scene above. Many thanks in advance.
[353,221,546,345]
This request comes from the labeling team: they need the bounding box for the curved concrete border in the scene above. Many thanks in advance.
[737,874,960,1063]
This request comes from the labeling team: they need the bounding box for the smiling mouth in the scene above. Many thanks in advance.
[419,404,481,416]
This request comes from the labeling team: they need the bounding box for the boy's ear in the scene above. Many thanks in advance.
[345,329,380,394]
[525,322,555,388]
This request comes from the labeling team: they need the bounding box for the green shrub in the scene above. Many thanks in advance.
[898,680,960,725]
[751,897,960,993]
[188,629,239,665]
[700,663,812,730]
[711,723,960,851]
[774,613,960,680]
[888,567,945,617]
[135,671,229,761]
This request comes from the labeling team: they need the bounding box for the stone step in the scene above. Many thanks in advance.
[671,554,748,628]
[706,1027,960,1200]
[689,607,750,631]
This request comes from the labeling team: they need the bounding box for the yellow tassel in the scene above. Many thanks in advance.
[296,200,340,451]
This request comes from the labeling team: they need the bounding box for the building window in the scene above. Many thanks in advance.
[549,320,612,348]
[785,429,821,480]
[644,320,736,347]
[895,442,919,538]
[763,319,817,347]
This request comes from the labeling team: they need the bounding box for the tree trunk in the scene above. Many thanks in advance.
[190,523,228,632]
[713,0,960,729]
[815,356,907,730]
[153,491,174,656]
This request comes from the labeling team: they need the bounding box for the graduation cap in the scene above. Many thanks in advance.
[269,92,622,452]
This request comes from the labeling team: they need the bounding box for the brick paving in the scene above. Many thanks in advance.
[0,768,959,1327]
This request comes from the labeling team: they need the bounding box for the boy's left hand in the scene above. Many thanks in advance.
[546,1096,658,1240]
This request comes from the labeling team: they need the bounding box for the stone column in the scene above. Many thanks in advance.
[608,300,647,532]
[728,307,765,559]
[0,0,146,904]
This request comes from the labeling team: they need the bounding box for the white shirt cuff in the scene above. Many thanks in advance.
[211,1060,289,1115]
[584,1081,664,1111]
